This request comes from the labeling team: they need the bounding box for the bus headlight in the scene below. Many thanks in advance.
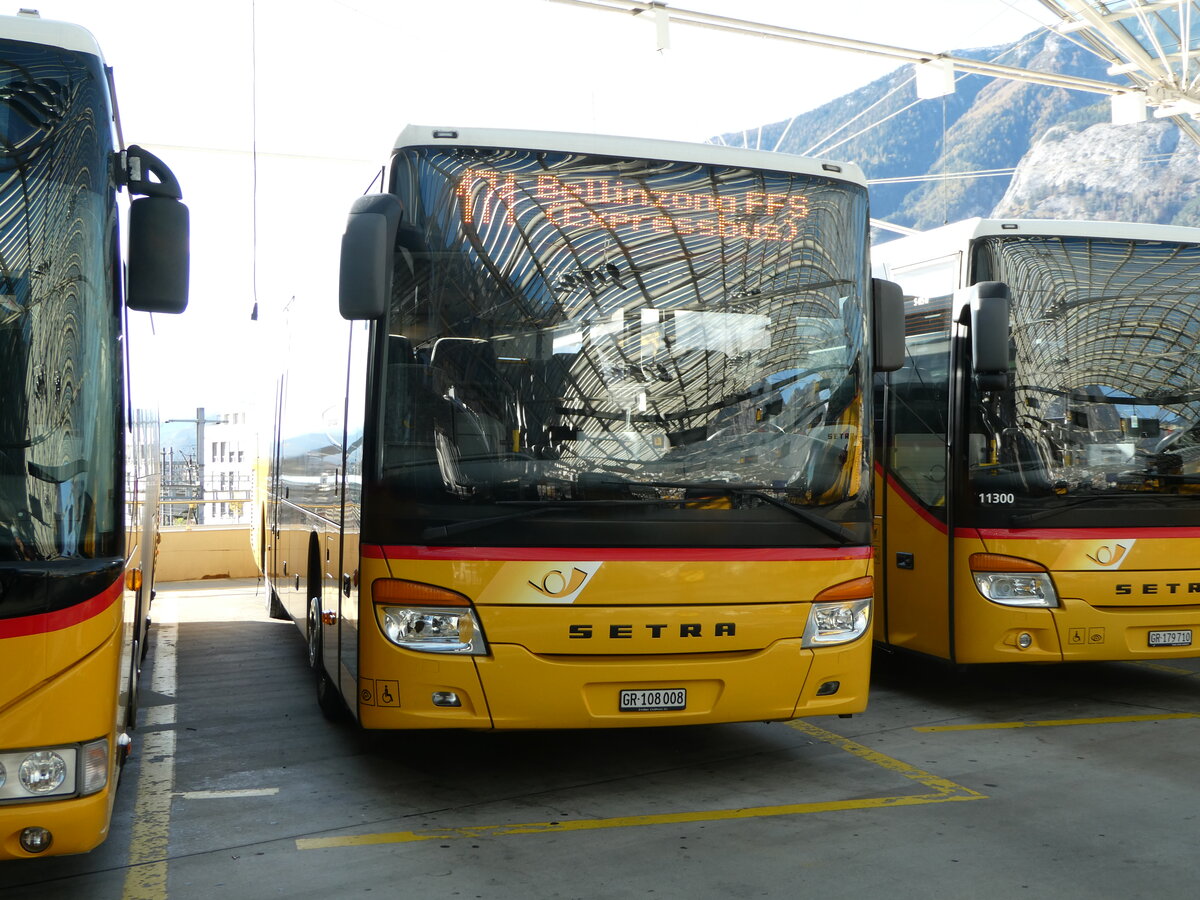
[970,553,1058,607]
[19,752,68,795]
[0,747,80,800]
[372,578,488,655]
[802,577,873,647]
[377,605,486,653]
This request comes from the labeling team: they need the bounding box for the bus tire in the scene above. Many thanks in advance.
[306,595,323,671]
[307,595,347,721]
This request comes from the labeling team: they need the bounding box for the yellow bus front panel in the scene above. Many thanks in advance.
[974,531,1200,663]
[355,550,873,729]
[0,581,128,860]
[950,538,1063,663]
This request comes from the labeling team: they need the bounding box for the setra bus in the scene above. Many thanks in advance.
[261,125,903,729]
[872,217,1200,664]
[0,13,188,859]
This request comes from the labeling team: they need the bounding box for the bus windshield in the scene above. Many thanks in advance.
[371,145,872,548]
[967,235,1200,526]
[0,39,120,565]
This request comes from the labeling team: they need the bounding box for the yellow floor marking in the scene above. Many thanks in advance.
[916,712,1200,732]
[297,719,984,850]
[787,719,976,794]
[1131,660,1200,676]
[122,597,178,900]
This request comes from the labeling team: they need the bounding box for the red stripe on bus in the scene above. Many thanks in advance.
[0,576,123,639]
[362,545,872,562]
[883,470,950,534]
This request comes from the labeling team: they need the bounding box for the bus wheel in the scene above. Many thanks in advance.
[306,596,323,671]
[308,596,346,721]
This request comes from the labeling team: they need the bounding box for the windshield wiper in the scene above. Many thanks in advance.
[420,481,863,544]
[1008,492,1174,525]
[419,498,677,540]
[619,480,861,545]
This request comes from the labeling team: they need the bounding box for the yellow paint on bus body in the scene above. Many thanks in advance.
[355,553,874,730]
[0,590,127,861]
[877,477,1200,664]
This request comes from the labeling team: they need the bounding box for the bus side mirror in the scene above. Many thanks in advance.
[872,277,905,373]
[127,195,190,313]
[339,193,403,320]
[965,281,1011,391]
[125,145,189,313]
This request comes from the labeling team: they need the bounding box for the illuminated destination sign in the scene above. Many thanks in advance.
[457,168,809,243]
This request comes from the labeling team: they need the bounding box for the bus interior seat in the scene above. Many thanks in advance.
[429,338,510,481]
[431,338,507,417]
[388,334,415,366]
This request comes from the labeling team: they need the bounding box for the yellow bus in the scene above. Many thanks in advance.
[261,125,902,729]
[873,218,1200,663]
[0,12,189,859]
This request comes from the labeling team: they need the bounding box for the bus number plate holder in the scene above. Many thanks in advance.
[1148,630,1192,647]
[620,688,687,712]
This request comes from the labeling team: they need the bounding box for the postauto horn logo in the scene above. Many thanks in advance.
[528,563,601,603]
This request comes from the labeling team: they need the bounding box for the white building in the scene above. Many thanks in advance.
[204,410,254,524]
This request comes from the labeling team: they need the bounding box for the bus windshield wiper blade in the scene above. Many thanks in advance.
[419,498,675,540]
[422,483,861,544]
[1008,496,1108,525]
[621,480,861,545]
[1008,493,1173,525]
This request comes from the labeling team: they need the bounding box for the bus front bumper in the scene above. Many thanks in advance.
[356,635,871,730]
[0,788,114,860]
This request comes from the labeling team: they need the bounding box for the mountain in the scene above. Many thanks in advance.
[162,419,198,456]
[994,114,1200,224]
[716,31,1200,232]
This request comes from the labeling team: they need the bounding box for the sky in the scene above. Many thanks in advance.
[27,0,1062,421]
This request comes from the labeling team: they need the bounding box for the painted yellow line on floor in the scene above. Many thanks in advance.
[787,719,976,794]
[1132,660,1200,676]
[915,712,1200,732]
[122,597,178,900]
[296,720,984,850]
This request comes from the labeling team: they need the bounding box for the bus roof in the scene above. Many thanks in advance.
[0,10,105,60]
[392,124,867,187]
[874,216,1200,268]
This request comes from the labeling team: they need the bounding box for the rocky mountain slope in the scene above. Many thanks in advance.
[717,30,1200,230]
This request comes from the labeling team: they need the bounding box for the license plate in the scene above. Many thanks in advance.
[1148,629,1192,647]
[619,688,687,712]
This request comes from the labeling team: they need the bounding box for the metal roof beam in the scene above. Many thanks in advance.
[549,0,1136,96]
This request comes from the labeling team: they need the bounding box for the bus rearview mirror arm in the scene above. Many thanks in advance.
[872,277,905,373]
[965,281,1011,391]
[340,193,404,320]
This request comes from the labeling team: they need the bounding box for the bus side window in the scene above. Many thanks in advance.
[888,382,948,507]
[381,335,436,474]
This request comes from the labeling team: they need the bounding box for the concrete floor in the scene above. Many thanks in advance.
[2,579,1199,899]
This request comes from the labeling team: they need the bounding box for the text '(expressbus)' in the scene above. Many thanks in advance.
[457,169,810,243]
